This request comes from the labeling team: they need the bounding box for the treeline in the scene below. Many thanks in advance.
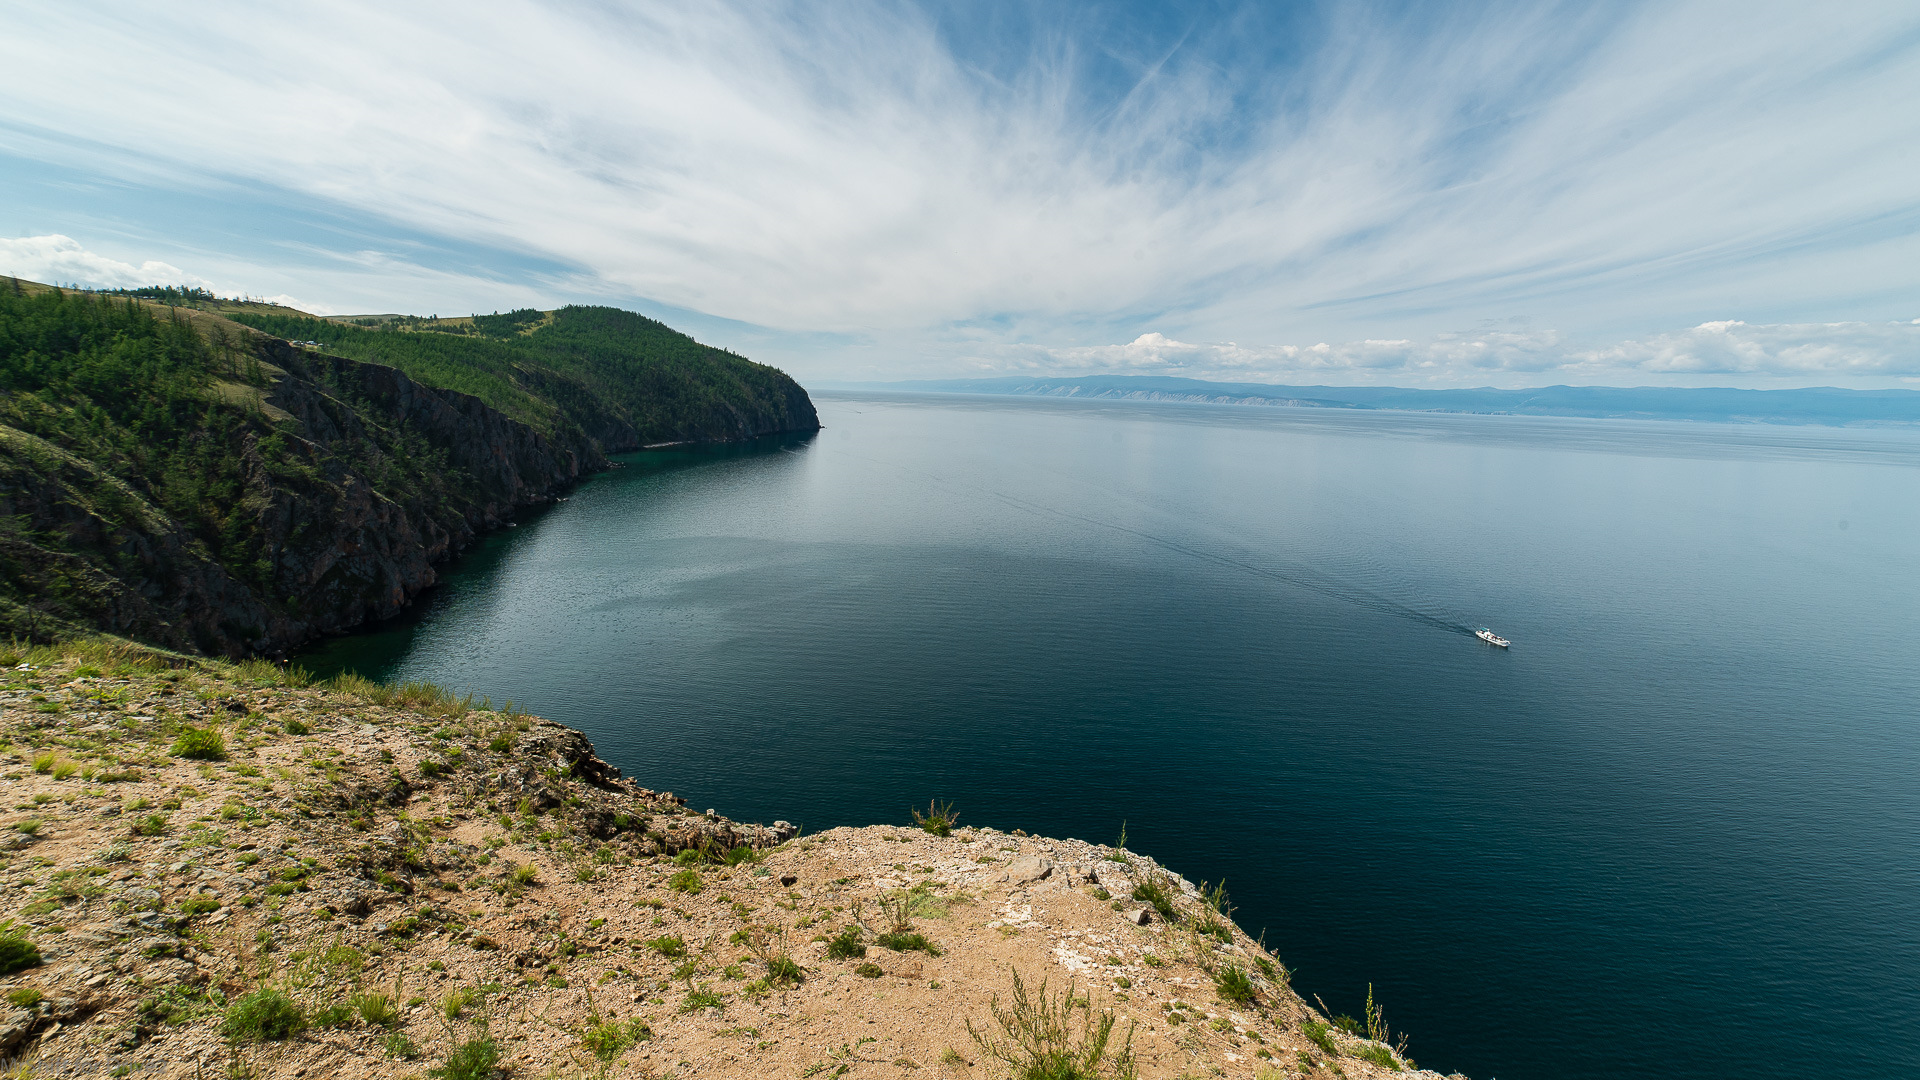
[227,304,818,448]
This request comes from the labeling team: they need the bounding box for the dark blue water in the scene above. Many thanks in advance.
[302,392,1920,1080]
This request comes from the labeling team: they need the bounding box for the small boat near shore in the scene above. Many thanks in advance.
[1475,627,1510,648]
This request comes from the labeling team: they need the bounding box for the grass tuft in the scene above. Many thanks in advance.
[222,988,305,1042]
[169,726,227,760]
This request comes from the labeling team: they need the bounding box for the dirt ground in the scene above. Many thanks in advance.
[0,645,1457,1079]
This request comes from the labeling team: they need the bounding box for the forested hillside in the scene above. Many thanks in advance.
[0,281,819,655]
[228,304,818,450]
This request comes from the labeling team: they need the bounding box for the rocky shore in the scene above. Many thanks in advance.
[0,641,1455,1079]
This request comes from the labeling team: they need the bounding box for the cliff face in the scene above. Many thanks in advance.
[0,285,820,657]
[0,342,596,656]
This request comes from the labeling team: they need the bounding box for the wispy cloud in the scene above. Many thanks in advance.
[1,2,1916,385]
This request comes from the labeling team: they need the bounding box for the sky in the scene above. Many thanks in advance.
[2,0,1917,389]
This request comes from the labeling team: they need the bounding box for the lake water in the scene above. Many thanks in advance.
[302,391,1920,1080]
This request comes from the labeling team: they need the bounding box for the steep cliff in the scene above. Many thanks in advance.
[0,281,819,657]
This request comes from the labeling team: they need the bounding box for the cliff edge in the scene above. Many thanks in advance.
[0,642,1456,1080]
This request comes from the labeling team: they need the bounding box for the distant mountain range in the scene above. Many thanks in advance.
[853,375,1920,426]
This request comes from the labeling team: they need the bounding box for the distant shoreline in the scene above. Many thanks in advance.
[822,376,1920,427]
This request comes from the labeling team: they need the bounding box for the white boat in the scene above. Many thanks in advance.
[1475,627,1510,648]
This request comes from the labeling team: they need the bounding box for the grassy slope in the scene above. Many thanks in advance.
[225,304,817,448]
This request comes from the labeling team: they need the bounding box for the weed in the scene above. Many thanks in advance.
[312,1003,356,1028]
[139,985,225,1026]
[430,1037,501,1080]
[1129,872,1177,923]
[1302,1020,1338,1055]
[855,962,884,978]
[747,928,804,988]
[5,987,42,1008]
[383,1031,420,1059]
[14,819,39,836]
[681,987,726,1013]
[508,864,538,888]
[441,987,479,1021]
[179,896,222,917]
[49,760,76,781]
[668,868,702,894]
[283,719,310,736]
[1214,965,1256,1006]
[170,726,227,761]
[223,988,305,1042]
[876,932,941,956]
[825,926,866,960]
[582,1017,652,1061]
[644,935,687,958]
[350,990,399,1028]
[29,752,54,774]
[911,799,959,837]
[1355,1044,1402,1071]
[0,922,42,976]
[967,971,1136,1080]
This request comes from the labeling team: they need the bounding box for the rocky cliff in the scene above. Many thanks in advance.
[0,283,820,658]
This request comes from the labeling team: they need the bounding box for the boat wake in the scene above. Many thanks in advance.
[829,445,1481,639]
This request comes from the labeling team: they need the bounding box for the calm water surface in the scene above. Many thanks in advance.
[304,392,1920,1080]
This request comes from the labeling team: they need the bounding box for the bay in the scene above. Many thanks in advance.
[302,391,1920,1080]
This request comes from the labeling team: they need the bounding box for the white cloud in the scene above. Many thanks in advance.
[0,234,214,292]
[980,319,1920,387]
[0,0,1912,361]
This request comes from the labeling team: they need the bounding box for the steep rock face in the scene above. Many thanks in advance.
[0,343,600,657]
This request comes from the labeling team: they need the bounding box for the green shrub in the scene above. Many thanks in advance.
[765,954,803,987]
[1302,1020,1337,1055]
[582,1016,651,1061]
[1213,965,1256,1005]
[1355,1043,1402,1071]
[430,1037,501,1080]
[876,931,941,956]
[644,935,687,958]
[825,926,866,960]
[911,799,959,837]
[0,923,42,976]
[222,988,305,1042]
[170,726,227,760]
[668,868,702,894]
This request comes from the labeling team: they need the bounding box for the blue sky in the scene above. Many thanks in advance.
[2,0,1917,388]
